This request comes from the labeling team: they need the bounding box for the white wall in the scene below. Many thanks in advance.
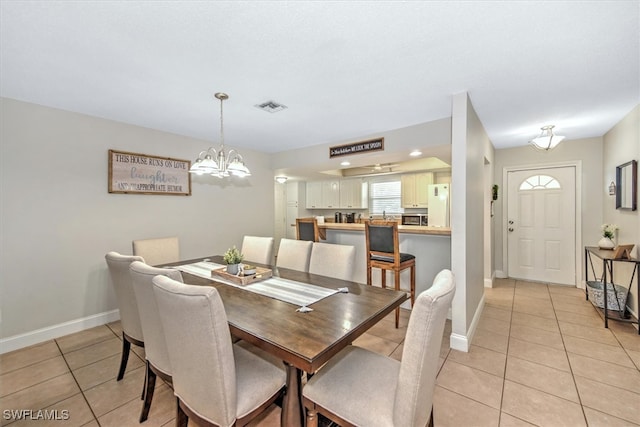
[603,105,640,318]
[450,92,493,352]
[0,98,275,346]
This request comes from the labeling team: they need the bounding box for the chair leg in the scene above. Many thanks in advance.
[139,361,157,422]
[176,398,188,427]
[395,268,401,328]
[306,409,318,427]
[428,406,434,427]
[366,263,372,286]
[411,264,416,306]
[141,360,147,400]
[117,333,131,381]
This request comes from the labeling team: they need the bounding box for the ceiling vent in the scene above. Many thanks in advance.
[255,100,287,113]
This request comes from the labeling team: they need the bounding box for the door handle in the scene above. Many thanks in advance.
[508,220,514,225]
[508,227,514,232]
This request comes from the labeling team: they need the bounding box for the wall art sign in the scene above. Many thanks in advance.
[329,137,384,158]
[108,149,191,196]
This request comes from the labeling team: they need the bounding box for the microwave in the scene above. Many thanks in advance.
[401,214,428,226]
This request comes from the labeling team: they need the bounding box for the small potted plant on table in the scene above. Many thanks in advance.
[223,246,244,275]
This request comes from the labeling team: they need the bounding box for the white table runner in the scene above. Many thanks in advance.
[174,261,338,307]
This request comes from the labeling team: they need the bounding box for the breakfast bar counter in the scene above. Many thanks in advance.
[318,222,451,239]
[319,222,451,308]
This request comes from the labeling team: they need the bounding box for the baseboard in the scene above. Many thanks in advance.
[0,310,120,355]
[484,278,493,288]
[449,333,469,352]
[450,294,485,353]
[495,270,507,279]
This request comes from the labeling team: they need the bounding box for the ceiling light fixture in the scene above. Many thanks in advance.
[340,161,351,166]
[409,150,422,157]
[275,176,288,184]
[189,93,251,178]
[529,125,565,151]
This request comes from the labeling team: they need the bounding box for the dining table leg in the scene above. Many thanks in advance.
[281,362,304,427]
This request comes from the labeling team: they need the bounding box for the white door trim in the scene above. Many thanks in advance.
[502,161,583,287]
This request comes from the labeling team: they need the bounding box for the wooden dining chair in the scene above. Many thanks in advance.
[104,252,145,382]
[151,275,286,427]
[365,220,416,328]
[296,217,320,242]
[132,236,180,266]
[129,261,183,422]
[276,238,313,272]
[241,235,275,265]
[303,270,455,427]
[308,242,356,281]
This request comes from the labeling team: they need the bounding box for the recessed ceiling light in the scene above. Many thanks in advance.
[275,176,288,184]
[409,150,422,157]
[341,161,351,166]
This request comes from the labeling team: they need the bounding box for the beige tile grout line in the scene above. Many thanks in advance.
[51,322,145,427]
[85,323,149,426]
[496,279,515,427]
[547,281,591,427]
[53,338,101,427]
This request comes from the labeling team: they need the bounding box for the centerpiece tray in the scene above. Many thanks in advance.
[211,266,272,286]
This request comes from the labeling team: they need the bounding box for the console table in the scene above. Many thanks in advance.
[584,246,639,334]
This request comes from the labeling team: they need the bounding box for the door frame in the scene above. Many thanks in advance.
[501,161,583,287]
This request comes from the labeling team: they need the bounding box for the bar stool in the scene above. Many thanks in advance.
[365,220,416,328]
[296,217,320,242]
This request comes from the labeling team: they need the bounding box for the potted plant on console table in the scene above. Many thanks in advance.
[598,224,618,250]
[223,246,244,275]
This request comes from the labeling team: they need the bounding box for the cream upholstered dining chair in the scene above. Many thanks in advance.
[241,235,274,265]
[132,236,180,266]
[276,238,313,272]
[151,275,286,427]
[308,242,356,281]
[129,261,183,422]
[303,269,455,427]
[104,252,145,382]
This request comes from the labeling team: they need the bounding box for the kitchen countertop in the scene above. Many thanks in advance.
[318,222,451,236]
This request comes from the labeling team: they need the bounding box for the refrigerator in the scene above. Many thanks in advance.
[427,184,450,227]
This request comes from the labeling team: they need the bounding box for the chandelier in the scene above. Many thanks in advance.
[189,93,251,178]
[529,125,565,151]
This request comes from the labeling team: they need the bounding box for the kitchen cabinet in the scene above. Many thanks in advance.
[322,180,340,209]
[340,179,368,209]
[306,179,368,209]
[306,181,323,209]
[401,172,433,208]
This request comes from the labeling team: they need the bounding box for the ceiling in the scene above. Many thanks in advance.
[1,1,638,157]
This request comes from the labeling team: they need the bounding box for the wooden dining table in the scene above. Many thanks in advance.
[167,255,408,427]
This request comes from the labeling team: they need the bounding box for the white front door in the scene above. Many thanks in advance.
[507,166,576,285]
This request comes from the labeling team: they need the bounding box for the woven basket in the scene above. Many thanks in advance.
[586,281,628,311]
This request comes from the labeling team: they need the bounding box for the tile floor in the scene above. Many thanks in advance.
[1,279,639,426]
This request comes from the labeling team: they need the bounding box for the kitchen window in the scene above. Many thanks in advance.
[369,178,404,215]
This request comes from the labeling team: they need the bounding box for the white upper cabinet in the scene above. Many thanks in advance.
[305,181,323,209]
[306,179,368,209]
[401,172,433,208]
[322,180,340,209]
[340,179,368,209]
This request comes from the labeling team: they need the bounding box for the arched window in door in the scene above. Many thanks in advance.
[519,174,561,190]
